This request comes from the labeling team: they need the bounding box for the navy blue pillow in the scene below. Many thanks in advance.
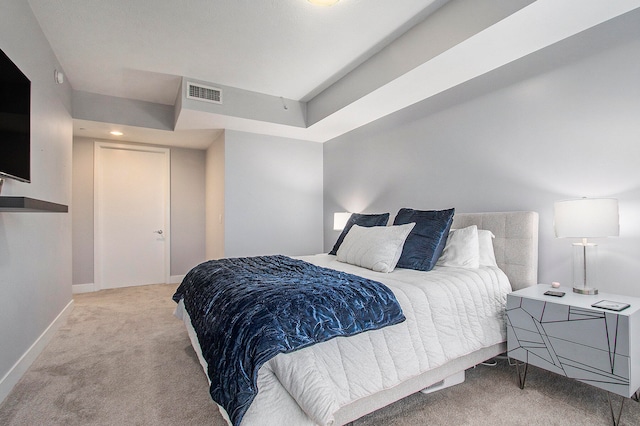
[329,213,390,255]
[393,208,455,271]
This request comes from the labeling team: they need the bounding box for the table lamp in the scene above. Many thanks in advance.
[333,212,351,231]
[553,198,619,295]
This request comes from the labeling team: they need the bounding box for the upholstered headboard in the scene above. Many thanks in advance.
[452,211,539,291]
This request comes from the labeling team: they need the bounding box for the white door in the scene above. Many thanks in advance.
[94,142,170,289]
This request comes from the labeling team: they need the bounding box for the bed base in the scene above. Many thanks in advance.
[419,370,465,395]
[332,343,505,425]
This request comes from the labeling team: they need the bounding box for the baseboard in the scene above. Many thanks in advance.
[0,299,74,405]
[73,279,182,292]
[169,275,185,284]
[72,283,96,294]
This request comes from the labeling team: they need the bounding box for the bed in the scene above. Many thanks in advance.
[173,211,539,425]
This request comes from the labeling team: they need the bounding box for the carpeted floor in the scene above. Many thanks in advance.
[1,284,639,425]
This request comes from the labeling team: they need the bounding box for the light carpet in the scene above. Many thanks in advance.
[1,284,639,425]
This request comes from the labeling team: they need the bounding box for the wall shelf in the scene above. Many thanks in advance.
[0,196,68,212]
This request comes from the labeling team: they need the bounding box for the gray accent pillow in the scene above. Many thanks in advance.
[329,213,390,255]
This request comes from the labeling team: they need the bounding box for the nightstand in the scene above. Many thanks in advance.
[506,284,640,425]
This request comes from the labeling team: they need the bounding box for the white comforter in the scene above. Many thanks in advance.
[179,254,512,426]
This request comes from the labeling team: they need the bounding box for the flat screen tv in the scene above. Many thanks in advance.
[0,48,31,183]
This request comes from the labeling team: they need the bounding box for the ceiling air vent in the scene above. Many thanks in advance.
[187,82,222,104]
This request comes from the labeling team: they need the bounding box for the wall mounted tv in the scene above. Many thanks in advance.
[0,48,31,183]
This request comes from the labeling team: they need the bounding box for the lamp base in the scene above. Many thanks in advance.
[571,242,598,296]
[573,287,598,295]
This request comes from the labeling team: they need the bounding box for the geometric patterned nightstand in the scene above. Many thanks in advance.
[507,285,640,424]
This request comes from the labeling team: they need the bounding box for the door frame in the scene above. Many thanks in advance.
[94,141,171,290]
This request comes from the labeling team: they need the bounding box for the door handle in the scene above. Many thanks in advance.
[153,230,163,235]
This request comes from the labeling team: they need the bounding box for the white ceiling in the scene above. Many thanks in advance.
[28,0,445,104]
[28,0,640,148]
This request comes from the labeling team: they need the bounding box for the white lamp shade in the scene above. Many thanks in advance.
[308,0,340,5]
[333,212,351,231]
[554,198,619,238]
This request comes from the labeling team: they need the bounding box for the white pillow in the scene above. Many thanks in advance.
[337,223,415,273]
[437,225,479,268]
[478,229,498,267]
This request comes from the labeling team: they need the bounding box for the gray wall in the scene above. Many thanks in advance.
[205,133,225,260]
[223,130,323,257]
[324,11,640,297]
[170,147,206,274]
[71,139,94,284]
[0,0,73,400]
[72,137,206,284]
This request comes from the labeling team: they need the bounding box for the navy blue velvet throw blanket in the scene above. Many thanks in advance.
[173,255,405,426]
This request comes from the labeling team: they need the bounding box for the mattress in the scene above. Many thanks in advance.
[175,253,512,425]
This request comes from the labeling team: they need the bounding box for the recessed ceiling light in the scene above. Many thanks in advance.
[110,131,124,136]
[308,0,339,6]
